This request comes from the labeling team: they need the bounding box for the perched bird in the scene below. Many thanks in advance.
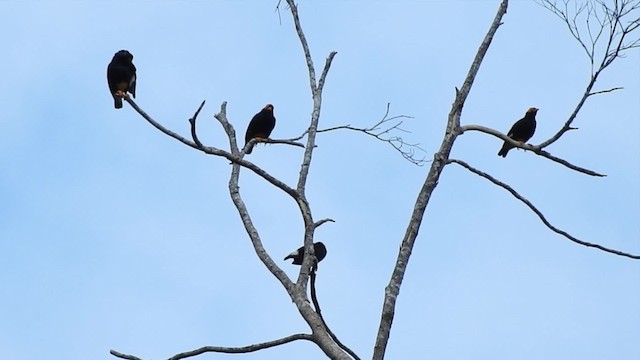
[284,242,327,265]
[498,107,538,157]
[107,50,137,109]
[244,104,276,154]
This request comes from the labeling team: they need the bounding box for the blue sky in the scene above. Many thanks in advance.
[1,1,638,359]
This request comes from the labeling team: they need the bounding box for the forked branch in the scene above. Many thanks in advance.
[282,1,353,359]
[226,145,352,360]
[287,0,338,194]
[125,98,299,198]
[372,1,510,359]
[536,0,640,148]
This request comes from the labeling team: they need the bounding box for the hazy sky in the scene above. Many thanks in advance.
[1,1,639,360]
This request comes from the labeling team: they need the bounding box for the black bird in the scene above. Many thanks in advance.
[107,50,137,109]
[244,104,276,154]
[498,107,538,157]
[284,242,327,265]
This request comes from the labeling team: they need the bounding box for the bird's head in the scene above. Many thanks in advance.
[264,104,274,112]
[114,50,134,62]
[527,107,539,115]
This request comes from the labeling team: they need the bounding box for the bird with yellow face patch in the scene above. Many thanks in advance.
[107,50,137,109]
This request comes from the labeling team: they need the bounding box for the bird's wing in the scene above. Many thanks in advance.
[507,118,525,137]
[284,249,299,261]
[129,72,136,98]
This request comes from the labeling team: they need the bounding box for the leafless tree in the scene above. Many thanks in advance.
[110,0,640,359]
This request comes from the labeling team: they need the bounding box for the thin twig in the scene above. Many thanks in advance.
[314,218,335,228]
[310,268,361,360]
[317,103,426,166]
[318,51,338,95]
[125,97,200,150]
[536,0,640,149]
[212,101,239,153]
[447,158,639,259]
[275,0,284,25]
[188,100,206,148]
[588,86,623,95]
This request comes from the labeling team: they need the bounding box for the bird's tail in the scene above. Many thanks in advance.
[283,254,293,261]
[114,97,123,109]
[497,143,511,157]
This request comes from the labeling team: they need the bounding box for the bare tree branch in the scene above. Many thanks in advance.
[277,2,352,359]
[310,269,361,360]
[458,124,606,177]
[228,160,296,293]
[317,52,338,95]
[225,151,351,359]
[244,138,306,155]
[110,334,315,360]
[588,86,623,95]
[211,101,240,153]
[318,103,427,166]
[125,97,201,151]
[287,0,318,95]
[125,98,300,198]
[314,218,335,228]
[166,334,315,360]
[372,2,510,359]
[536,0,596,65]
[296,51,337,193]
[188,100,206,148]
[536,0,640,148]
[110,350,142,360]
[287,0,337,194]
[283,0,340,304]
[275,0,285,25]
[447,158,640,259]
